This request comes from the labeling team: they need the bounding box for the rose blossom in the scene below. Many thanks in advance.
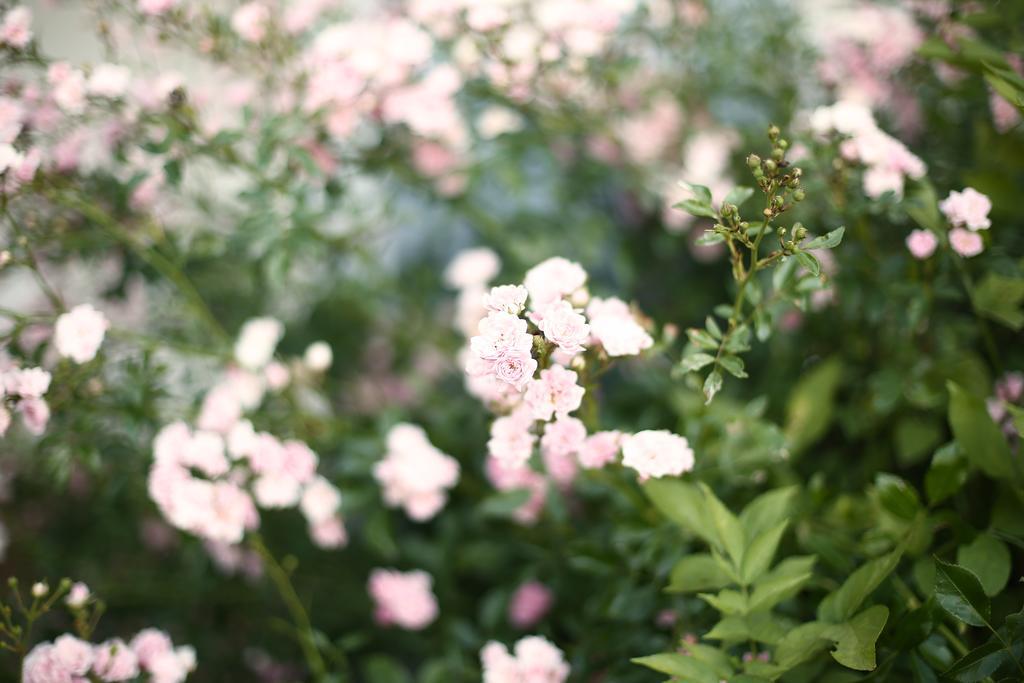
[481,636,569,683]
[523,365,585,421]
[234,317,283,370]
[52,635,93,676]
[1,6,31,49]
[940,187,992,231]
[523,257,587,306]
[537,301,589,355]
[484,285,529,315]
[622,430,695,480]
[508,582,553,629]
[93,638,140,681]
[374,423,460,521]
[231,2,271,42]
[905,229,938,259]
[54,304,109,363]
[445,247,500,290]
[491,349,538,391]
[22,643,70,683]
[577,430,621,469]
[65,582,91,608]
[949,227,984,258]
[368,569,439,630]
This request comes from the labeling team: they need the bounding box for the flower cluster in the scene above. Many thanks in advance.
[374,423,460,521]
[480,635,570,683]
[449,252,689,521]
[987,372,1023,446]
[809,100,926,198]
[367,568,439,631]
[54,304,109,364]
[147,318,345,548]
[23,629,195,683]
[0,360,51,437]
[906,187,994,260]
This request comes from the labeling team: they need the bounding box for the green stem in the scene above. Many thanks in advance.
[249,534,336,683]
[4,208,66,312]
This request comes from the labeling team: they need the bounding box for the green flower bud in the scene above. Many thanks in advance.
[764,159,777,173]
[794,189,806,202]
[771,148,785,161]
[746,154,761,168]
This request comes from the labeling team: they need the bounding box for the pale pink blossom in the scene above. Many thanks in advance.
[368,569,438,630]
[0,6,31,48]
[484,285,529,315]
[490,349,538,391]
[138,0,177,15]
[52,635,93,676]
[940,187,992,231]
[508,582,553,629]
[3,366,51,398]
[88,64,131,98]
[622,430,694,480]
[309,515,347,548]
[130,629,172,670]
[299,476,342,524]
[445,247,501,289]
[264,361,291,390]
[537,301,589,355]
[65,582,90,608]
[47,63,87,115]
[303,341,332,372]
[22,643,70,683]
[523,365,584,421]
[540,417,586,458]
[481,636,569,683]
[54,304,109,363]
[18,397,50,435]
[577,430,621,469]
[0,96,25,143]
[374,423,460,521]
[488,406,537,469]
[523,257,587,306]
[231,3,271,42]
[130,170,165,211]
[949,227,984,257]
[587,297,653,357]
[93,639,140,681]
[234,317,283,370]
[906,229,938,259]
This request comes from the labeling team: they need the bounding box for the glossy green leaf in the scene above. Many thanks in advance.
[828,605,889,671]
[947,382,1016,480]
[785,357,843,455]
[875,473,922,520]
[631,653,720,682]
[934,558,990,628]
[957,534,1011,597]
[803,226,845,250]
[942,638,1008,682]
[703,369,724,404]
[818,547,903,623]
[740,521,788,586]
[724,186,755,207]
[699,483,745,566]
[643,480,715,545]
[925,443,968,505]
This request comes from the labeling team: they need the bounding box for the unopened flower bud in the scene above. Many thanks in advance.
[31,582,48,598]
[768,124,780,139]
[764,159,777,173]
[66,582,91,608]
[793,189,806,202]
[303,341,333,373]
[778,139,789,149]
[771,148,784,162]
[746,154,761,169]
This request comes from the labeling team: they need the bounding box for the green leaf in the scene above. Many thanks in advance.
[795,251,821,276]
[971,273,1024,331]
[956,535,1011,597]
[666,554,731,593]
[942,638,1008,683]
[740,521,788,586]
[785,358,843,455]
[904,179,943,233]
[696,230,726,245]
[679,180,713,205]
[934,558,990,628]
[740,486,798,539]
[683,643,733,677]
[681,352,716,373]
[875,473,922,520]
[643,480,714,545]
[363,655,412,683]
[699,589,748,615]
[827,605,889,671]
[773,622,833,669]
[687,328,719,350]
[705,613,784,645]
[818,547,903,623]
[478,489,532,518]
[748,565,813,613]
[718,355,748,379]
[703,369,723,405]
[947,382,1016,480]
[631,653,720,682]
[925,443,968,505]
[705,315,723,339]
[803,226,845,250]
[676,199,718,219]
[699,483,745,567]
[725,186,755,207]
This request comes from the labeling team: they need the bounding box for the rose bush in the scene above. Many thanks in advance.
[0,0,1022,681]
